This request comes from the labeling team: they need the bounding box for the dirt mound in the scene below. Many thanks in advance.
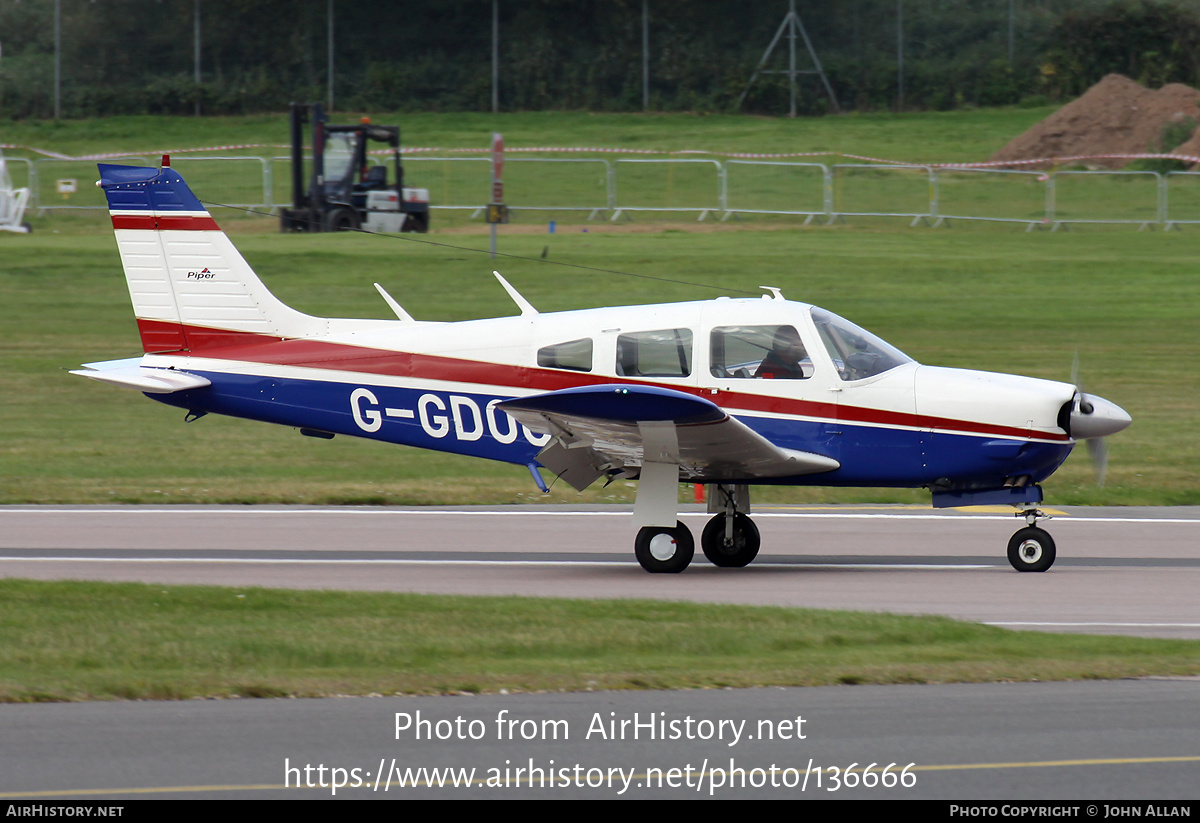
[989,74,1200,168]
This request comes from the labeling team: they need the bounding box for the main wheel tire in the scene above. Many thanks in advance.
[1007,526,1056,572]
[700,513,761,568]
[634,522,694,573]
[323,207,360,232]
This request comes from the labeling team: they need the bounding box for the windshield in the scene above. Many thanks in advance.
[811,308,912,381]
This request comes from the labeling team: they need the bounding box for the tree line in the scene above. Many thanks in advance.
[2,0,1198,120]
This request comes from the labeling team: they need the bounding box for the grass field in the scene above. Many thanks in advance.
[2,106,1197,507]
[1,218,1196,505]
[4,580,1198,702]
[3,108,1057,163]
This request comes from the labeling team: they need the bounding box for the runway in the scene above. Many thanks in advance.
[3,680,1199,800]
[3,504,1200,638]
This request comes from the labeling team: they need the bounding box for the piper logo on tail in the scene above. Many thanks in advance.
[187,268,215,280]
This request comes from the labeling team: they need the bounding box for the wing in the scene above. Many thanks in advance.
[70,358,211,394]
[498,384,839,491]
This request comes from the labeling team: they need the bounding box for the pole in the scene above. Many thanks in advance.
[328,0,335,111]
[489,133,505,258]
[1008,0,1015,65]
[787,0,797,117]
[642,0,649,111]
[54,0,60,119]
[193,0,201,116]
[492,0,499,113]
[896,0,904,112]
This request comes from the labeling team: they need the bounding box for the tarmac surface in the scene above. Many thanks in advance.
[1,679,1197,800]
[3,504,1199,638]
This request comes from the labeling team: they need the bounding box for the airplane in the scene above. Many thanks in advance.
[73,158,1132,574]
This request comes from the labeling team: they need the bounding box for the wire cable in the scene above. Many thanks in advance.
[201,200,762,296]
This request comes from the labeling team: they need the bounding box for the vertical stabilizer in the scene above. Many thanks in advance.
[98,162,328,353]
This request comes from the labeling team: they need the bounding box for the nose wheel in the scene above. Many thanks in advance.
[701,512,761,567]
[1007,526,1056,572]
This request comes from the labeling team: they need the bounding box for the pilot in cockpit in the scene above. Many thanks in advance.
[755,325,810,380]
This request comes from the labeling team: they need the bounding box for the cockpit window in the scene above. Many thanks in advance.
[811,308,912,381]
[537,338,593,372]
[710,325,811,379]
[617,329,693,377]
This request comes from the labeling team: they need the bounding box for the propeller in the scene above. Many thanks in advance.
[1069,354,1130,486]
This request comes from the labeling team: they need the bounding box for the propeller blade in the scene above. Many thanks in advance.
[1086,436,1109,487]
[1068,354,1126,487]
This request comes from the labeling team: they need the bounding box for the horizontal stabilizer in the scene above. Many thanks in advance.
[498,384,838,489]
[71,358,211,394]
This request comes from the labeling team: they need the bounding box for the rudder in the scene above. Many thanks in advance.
[99,160,327,353]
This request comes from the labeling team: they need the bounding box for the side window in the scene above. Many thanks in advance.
[710,325,811,380]
[537,338,593,372]
[616,329,693,377]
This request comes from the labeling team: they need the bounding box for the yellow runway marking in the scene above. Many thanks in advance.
[5,755,1198,797]
[760,504,1068,515]
[912,755,1200,772]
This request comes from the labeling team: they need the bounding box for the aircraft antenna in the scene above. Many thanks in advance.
[494,271,538,316]
[373,283,415,322]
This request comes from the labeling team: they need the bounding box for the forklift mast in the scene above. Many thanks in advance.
[281,102,429,233]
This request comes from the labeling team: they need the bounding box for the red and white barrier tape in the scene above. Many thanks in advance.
[4,142,1198,168]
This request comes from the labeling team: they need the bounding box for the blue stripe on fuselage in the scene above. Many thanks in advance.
[147,371,548,465]
[148,372,1074,490]
[738,414,1073,489]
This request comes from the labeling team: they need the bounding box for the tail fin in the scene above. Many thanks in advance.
[99,161,327,353]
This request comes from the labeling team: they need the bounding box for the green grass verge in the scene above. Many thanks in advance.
[1,226,1195,506]
[2,579,1197,702]
[2,108,1055,163]
[2,106,1196,506]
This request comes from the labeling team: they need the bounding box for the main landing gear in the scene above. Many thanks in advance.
[634,522,694,573]
[1007,505,1056,572]
[633,483,760,573]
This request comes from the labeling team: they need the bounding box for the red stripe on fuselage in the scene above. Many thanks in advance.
[110,213,220,231]
[145,320,1069,442]
[136,319,266,354]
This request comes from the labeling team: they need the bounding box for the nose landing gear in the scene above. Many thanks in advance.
[1008,504,1056,572]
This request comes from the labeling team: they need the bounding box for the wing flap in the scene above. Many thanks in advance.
[498,384,839,490]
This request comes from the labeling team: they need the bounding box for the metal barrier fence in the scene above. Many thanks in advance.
[722,160,830,222]
[611,158,724,221]
[2,156,34,191]
[25,154,1200,230]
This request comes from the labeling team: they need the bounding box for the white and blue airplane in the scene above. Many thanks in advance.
[74,159,1131,573]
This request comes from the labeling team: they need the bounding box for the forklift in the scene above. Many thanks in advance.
[279,102,430,233]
